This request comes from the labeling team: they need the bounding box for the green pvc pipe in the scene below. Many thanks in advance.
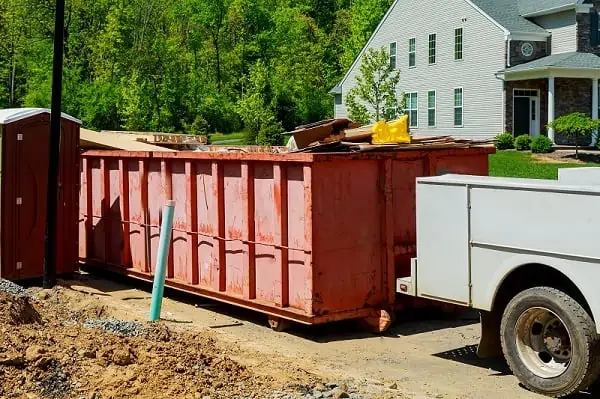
[149,200,175,321]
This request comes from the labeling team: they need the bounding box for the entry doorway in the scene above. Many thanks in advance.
[513,89,541,137]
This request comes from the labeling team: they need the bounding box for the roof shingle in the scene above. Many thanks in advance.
[470,0,550,35]
[503,52,600,72]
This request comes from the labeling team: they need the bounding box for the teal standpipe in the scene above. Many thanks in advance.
[149,200,175,321]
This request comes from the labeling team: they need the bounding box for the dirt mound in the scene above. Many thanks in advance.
[0,292,41,325]
[0,286,282,399]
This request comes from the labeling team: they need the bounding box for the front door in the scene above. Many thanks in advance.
[514,90,541,137]
[514,97,530,136]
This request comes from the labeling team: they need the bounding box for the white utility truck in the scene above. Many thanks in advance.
[397,169,600,397]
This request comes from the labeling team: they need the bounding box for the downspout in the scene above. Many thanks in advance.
[507,36,512,67]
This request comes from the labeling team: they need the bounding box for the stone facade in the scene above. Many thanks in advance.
[555,78,593,145]
[578,1,600,53]
[508,40,548,67]
[504,79,548,136]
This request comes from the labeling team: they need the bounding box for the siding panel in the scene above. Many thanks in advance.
[337,0,506,139]
[534,10,577,54]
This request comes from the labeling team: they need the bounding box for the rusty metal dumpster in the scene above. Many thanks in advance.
[79,146,493,329]
[0,109,81,280]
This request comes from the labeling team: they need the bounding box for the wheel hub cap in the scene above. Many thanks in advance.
[515,307,572,378]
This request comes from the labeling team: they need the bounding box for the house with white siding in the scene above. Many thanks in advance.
[331,0,600,145]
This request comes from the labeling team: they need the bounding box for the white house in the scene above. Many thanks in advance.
[331,0,600,145]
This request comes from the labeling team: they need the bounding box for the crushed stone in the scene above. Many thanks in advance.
[83,318,146,337]
[0,278,28,297]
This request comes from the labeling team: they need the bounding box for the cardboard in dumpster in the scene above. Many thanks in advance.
[285,118,359,149]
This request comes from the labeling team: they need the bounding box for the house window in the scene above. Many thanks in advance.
[406,92,418,128]
[408,38,416,67]
[389,42,397,69]
[454,88,463,127]
[455,28,463,60]
[334,94,342,105]
[428,90,436,127]
[428,34,436,64]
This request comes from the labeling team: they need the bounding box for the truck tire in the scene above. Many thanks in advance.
[500,287,600,397]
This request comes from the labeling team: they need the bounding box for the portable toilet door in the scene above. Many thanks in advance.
[0,108,81,280]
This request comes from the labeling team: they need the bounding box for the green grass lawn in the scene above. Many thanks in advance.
[208,131,245,145]
[489,151,599,180]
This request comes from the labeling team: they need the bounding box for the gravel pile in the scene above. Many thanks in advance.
[0,278,28,297]
[83,318,146,337]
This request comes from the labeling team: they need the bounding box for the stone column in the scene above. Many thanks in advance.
[548,76,555,142]
[592,78,598,146]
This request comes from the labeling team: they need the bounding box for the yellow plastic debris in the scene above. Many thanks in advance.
[371,116,411,144]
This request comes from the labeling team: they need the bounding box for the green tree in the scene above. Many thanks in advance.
[345,47,401,124]
[548,113,600,159]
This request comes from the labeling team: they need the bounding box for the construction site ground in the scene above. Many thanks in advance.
[2,272,598,399]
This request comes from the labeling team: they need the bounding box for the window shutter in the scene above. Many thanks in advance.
[591,12,599,46]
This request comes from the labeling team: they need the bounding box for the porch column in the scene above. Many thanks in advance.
[548,76,555,143]
[592,78,599,146]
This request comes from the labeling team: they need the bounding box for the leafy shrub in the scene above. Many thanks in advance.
[531,136,554,153]
[495,133,514,150]
[514,134,532,151]
[547,112,600,158]
[257,122,284,146]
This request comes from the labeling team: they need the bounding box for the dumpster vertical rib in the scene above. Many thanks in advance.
[140,159,150,273]
[185,160,199,285]
[84,157,93,259]
[242,161,256,299]
[383,159,395,305]
[303,164,313,311]
[100,158,109,262]
[274,163,289,307]
[212,161,226,292]
[119,159,131,268]
[161,159,174,278]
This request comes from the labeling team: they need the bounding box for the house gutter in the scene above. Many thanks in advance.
[521,3,592,18]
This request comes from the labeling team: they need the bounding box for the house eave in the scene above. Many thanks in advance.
[506,32,551,41]
[521,3,592,18]
[497,66,600,81]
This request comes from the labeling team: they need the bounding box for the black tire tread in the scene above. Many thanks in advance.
[500,286,600,397]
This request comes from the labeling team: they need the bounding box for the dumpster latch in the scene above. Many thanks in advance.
[16,262,22,270]
[17,133,23,141]
[16,197,22,205]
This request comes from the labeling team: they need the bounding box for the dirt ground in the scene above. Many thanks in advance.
[2,273,598,399]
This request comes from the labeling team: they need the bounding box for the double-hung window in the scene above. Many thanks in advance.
[428,34,436,64]
[455,28,463,60]
[408,38,416,67]
[454,88,464,127]
[427,90,436,127]
[389,42,397,69]
[406,92,418,128]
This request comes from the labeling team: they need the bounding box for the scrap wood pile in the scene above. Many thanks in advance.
[286,118,493,153]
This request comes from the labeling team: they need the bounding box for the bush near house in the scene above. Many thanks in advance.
[531,136,554,154]
[547,112,600,159]
[514,135,532,151]
[494,132,514,150]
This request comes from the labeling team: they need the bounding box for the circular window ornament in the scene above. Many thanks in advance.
[521,42,534,57]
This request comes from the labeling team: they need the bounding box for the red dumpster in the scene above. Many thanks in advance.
[79,146,493,330]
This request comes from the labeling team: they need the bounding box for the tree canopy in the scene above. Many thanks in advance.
[0,0,393,137]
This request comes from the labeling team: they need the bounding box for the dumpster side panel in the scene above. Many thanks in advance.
[108,159,123,265]
[431,152,489,176]
[196,162,217,288]
[254,163,282,304]
[311,160,384,315]
[172,160,193,283]
[128,159,147,272]
[391,158,425,279]
[287,165,312,313]
[224,163,245,295]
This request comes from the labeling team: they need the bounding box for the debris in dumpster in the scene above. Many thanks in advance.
[372,116,410,144]
[284,118,359,149]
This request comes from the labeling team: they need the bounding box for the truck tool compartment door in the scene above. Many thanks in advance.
[416,181,469,304]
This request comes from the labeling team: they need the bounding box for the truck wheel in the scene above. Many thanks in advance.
[500,287,600,397]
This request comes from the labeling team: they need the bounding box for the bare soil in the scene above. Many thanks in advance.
[533,149,600,164]
[3,273,598,399]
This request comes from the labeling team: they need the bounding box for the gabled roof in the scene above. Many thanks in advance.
[503,52,600,72]
[0,108,81,125]
[470,0,550,35]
